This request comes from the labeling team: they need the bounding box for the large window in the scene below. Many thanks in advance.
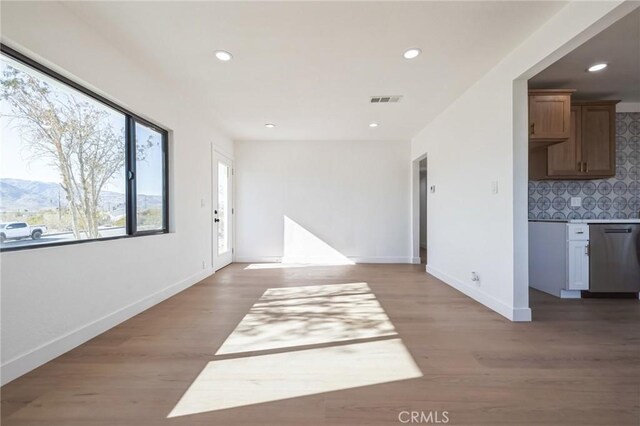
[0,45,168,251]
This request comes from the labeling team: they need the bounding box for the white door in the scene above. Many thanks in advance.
[213,152,233,271]
[567,240,589,290]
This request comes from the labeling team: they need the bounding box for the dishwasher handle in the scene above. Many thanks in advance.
[604,228,632,234]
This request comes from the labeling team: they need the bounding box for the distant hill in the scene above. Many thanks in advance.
[0,178,162,212]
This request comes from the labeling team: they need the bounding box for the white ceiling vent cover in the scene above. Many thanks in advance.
[370,95,403,103]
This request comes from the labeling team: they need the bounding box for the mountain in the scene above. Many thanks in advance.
[0,178,162,212]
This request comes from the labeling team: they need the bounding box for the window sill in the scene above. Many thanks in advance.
[0,230,169,253]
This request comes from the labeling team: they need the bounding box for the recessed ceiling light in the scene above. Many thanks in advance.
[265,123,276,128]
[403,48,421,60]
[214,50,233,61]
[369,122,379,128]
[588,63,607,72]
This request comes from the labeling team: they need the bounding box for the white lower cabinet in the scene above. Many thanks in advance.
[567,240,589,290]
[529,222,590,297]
[567,224,589,291]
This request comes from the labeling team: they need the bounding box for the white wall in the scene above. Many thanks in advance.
[411,1,635,321]
[0,2,233,384]
[618,102,640,113]
[235,140,413,264]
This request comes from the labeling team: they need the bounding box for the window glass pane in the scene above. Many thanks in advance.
[135,122,164,232]
[1,53,126,249]
[217,161,229,254]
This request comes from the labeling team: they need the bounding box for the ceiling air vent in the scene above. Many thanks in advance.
[370,95,403,103]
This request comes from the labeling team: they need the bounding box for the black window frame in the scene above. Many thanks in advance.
[0,44,169,252]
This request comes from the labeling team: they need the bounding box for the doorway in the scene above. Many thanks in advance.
[419,159,428,264]
[213,151,233,271]
[412,155,428,266]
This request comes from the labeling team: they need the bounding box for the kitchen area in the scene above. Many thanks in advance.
[527,9,640,299]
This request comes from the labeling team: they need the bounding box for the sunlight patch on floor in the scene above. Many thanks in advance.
[168,282,421,418]
[216,282,395,355]
[260,282,372,300]
[168,338,421,417]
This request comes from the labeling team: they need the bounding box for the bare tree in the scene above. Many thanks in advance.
[1,63,151,238]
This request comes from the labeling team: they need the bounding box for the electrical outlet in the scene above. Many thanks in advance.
[471,272,480,286]
[202,260,206,269]
[430,185,436,193]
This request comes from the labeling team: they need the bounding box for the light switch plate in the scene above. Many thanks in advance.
[430,185,436,193]
[570,197,581,207]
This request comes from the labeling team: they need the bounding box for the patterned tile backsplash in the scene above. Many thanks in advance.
[529,112,640,220]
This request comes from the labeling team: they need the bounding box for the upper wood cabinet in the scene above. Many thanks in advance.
[529,89,575,146]
[579,102,617,177]
[546,106,581,177]
[530,100,619,180]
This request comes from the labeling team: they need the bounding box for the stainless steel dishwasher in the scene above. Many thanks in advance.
[589,224,640,292]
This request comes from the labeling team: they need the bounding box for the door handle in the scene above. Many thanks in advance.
[530,123,535,135]
[214,218,220,223]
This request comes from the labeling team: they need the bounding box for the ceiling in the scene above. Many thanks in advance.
[529,8,640,102]
[63,1,567,141]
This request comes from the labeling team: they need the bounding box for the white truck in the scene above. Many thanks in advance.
[0,222,48,242]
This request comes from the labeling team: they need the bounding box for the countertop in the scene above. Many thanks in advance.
[529,219,640,224]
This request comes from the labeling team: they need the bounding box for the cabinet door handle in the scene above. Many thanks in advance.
[531,123,535,135]
[585,162,588,172]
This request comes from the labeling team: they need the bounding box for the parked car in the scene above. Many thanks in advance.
[0,222,48,242]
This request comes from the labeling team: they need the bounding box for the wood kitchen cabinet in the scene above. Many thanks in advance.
[546,105,581,176]
[528,89,574,146]
[529,100,618,180]
[579,102,617,177]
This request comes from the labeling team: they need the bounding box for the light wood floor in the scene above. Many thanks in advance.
[2,263,639,425]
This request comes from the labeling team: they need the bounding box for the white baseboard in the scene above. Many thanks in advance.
[351,256,416,264]
[511,307,533,322]
[560,289,582,299]
[1,268,214,386]
[235,256,282,263]
[235,256,415,264]
[426,265,531,322]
